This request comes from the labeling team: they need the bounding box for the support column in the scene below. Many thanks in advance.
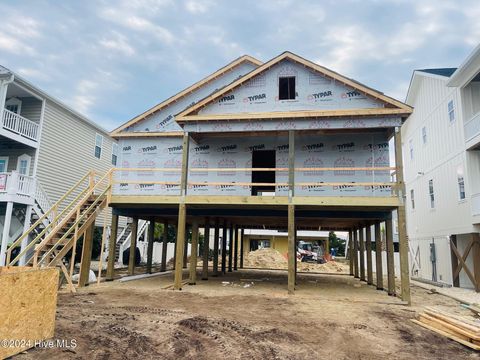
[202,218,210,280]
[161,219,168,272]
[240,228,244,269]
[366,224,373,285]
[473,233,480,292]
[128,217,138,276]
[0,202,13,266]
[189,220,199,285]
[106,214,119,281]
[359,227,366,281]
[233,225,238,270]
[349,230,354,276]
[19,205,33,266]
[183,224,189,269]
[174,204,187,290]
[375,222,383,290]
[385,218,396,296]
[353,228,359,278]
[288,204,295,294]
[221,220,227,274]
[450,235,459,287]
[146,217,155,274]
[78,222,95,287]
[213,218,219,276]
[228,223,233,272]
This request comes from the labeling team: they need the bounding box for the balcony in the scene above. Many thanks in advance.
[0,171,37,205]
[0,109,40,147]
[465,112,480,150]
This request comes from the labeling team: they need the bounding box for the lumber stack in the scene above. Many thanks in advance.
[412,307,480,350]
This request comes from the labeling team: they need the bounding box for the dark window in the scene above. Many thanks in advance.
[279,77,295,100]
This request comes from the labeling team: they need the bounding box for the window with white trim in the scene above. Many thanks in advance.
[429,179,435,209]
[17,154,31,176]
[448,100,455,123]
[409,139,414,160]
[5,97,22,114]
[457,166,465,200]
[410,189,415,209]
[422,126,427,144]
[95,133,103,159]
[112,143,119,165]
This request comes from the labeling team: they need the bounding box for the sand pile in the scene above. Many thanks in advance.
[243,248,287,269]
[298,261,349,273]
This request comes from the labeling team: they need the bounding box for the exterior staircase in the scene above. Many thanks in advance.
[6,171,111,283]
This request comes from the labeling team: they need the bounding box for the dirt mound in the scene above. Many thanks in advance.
[243,248,287,269]
[298,261,349,273]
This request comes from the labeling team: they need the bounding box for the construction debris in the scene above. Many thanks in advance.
[413,307,480,350]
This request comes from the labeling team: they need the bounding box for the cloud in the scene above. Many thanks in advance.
[184,0,216,14]
[99,32,136,56]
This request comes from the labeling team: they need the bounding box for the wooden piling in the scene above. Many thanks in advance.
[221,220,227,274]
[375,221,383,290]
[146,217,155,274]
[78,222,95,287]
[349,229,354,276]
[240,228,244,269]
[161,219,168,272]
[366,224,373,285]
[228,223,233,272]
[202,217,210,280]
[353,228,359,278]
[213,218,219,276]
[359,227,365,281]
[174,204,186,290]
[128,217,138,276]
[386,218,396,296]
[106,214,118,281]
[233,225,238,270]
[288,204,295,294]
[189,220,199,285]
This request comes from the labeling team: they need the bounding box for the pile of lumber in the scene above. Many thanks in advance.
[413,307,480,350]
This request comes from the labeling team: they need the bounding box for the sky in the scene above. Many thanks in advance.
[0,0,479,132]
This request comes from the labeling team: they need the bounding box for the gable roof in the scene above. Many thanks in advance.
[176,51,412,122]
[110,55,262,136]
[417,68,457,77]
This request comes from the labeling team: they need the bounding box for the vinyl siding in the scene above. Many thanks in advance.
[19,97,42,123]
[0,142,35,175]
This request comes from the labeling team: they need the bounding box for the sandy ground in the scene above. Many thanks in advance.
[14,268,480,360]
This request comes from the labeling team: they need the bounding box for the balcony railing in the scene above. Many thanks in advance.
[1,108,40,142]
[465,112,480,143]
[0,171,37,203]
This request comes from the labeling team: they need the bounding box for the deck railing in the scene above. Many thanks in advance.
[1,108,40,141]
[0,171,36,201]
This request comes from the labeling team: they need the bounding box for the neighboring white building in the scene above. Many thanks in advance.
[0,65,119,265]
[403,45,480,290]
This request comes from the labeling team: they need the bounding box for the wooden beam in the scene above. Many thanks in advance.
[161,219,168,272]
[180,133,190,196]
[189,220,199,285]
[233,225,238,271]
[202,218,210,280]
[288,204,295,294]
[366,224,373,285]
[78,222,95,287]
[451,237,478,291]
[359,227,366,281]
[113,131,184,138]
[385,218,396,296]
[450,235,459,287]
[106,214,119,281]
[174,204,186,290]
[473,233,480,292]
[183,225,188,269]
[228,223,233,272]
[349,230,354,276]
[375,222,383,290]
[353,228,359,278]
[146,217,155,274]
[221,220,227,274]
[213,218,220,276]
[240,228,244,268]
[128,217,138,276]
[395,128,411,304]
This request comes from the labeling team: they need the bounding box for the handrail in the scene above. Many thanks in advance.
[38,187,110,267]
[7,170,94,265]
[31,170,112,265]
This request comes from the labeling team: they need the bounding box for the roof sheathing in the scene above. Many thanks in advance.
[175,51,413,122]
[111,55,262,136]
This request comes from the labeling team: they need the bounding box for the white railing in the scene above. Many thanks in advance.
[119,219,149,257]
[34,181,53,219]
[464,112,480,142]
[0,171,35,200]
[472,192,480,216]
[1,108,39,141]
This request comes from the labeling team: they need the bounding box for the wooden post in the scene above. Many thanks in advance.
[78,223,95,287]
[353,228,359,278]
[233,225,238,271]
[375,222,383,290]
[349,230,354,276]
[288,204,295,294]
[174,203,187,290]
[395,128,411,303]
[161,220,168,272]
[202,218,210,280]
[213,218,219,276]
[450,235,459,287]
[385,218,396,296]
[146,218,155,274]
[221,220,227,274]
[228,224,233,272]
[473,233,480,292]
[366,224,373,285]
[359,227,365,281]
[183,225,188,269]
[128,217,138,276]
[240,228,244,269]
[189,220,199,285]
[106,214,118,281]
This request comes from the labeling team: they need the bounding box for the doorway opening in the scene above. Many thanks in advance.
[251,150,276,196]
